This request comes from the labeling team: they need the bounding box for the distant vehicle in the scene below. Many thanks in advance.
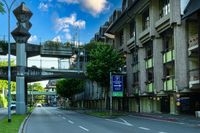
[10,101,16,110]
[36,103,42,107]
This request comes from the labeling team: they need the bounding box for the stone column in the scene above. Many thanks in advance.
[16,43,27,114]
[153,37,163,93]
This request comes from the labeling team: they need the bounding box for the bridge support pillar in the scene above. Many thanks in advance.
[16,43,27,114]
[16,76,26,114]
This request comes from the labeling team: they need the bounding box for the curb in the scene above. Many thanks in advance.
[18,112,32,133]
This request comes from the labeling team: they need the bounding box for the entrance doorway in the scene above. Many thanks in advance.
[161,96,170,113]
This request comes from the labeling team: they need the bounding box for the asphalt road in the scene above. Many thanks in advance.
[24,107,200,133]
[0,108,7,120]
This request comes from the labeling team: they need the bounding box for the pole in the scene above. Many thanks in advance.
[3,0,16,123]
[109,72,112,116]
[32,86,33,107]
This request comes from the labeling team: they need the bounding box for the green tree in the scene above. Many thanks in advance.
[86,42,125,108]
[0,60,16,93]
[28,83,45,104]
[0,60,16,107]
[56,79,84,98]
[0,1,5,14]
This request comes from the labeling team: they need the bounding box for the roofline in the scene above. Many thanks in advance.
[106,0,139,34]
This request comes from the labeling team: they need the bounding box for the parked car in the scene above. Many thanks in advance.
[10,101,16,110]
[36,103,42,107]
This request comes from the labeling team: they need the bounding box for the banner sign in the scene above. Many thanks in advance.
[112,75,123,97]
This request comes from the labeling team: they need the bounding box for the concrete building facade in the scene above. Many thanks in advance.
[74,0,200,115]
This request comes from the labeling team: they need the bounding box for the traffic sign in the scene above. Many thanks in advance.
[112,75,123,97]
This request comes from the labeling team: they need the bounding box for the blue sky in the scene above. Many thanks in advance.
[0,0,122,44]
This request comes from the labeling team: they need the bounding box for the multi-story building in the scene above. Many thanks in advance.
[74,0,200,115]
[46,80,57,106]
[105,0,200,115]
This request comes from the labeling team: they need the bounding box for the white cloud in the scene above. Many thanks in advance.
[28,35,38,43]
[38,2,49,12]
[57,0,109,16]
[80,0,109,16]
[52,36,62,42]
[65,33,72,40]
[54,13,86,41]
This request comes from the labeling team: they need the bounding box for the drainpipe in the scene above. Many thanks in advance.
[198,12,200,82]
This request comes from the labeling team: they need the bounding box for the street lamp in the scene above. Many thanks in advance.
[2,0,16,123]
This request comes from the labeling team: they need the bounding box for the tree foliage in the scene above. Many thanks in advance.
[0,60,16,93]
[56,79,84,98]
[86,42,125,88]
[28,83,44,92]
[0,2,5,14]
[28,83,45,104]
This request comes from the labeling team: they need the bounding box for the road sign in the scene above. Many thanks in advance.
[112,75,123,97]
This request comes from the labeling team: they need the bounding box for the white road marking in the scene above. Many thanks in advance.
[62,117,66,120]
[138,127,150,130]
[68,120,74,124]
[79,126,89,132]
[159,132,168,133]
[105,119,133,126]
[130,115,185,125]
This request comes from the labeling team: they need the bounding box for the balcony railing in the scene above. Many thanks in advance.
[145,58,153,69]
[146,81,154,93]
[163,49,175,63]
[163,76,175,91]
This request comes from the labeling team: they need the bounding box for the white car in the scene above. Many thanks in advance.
[36,103,42,107]
[10,101,16,110]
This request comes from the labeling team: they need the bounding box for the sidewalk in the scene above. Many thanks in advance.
[130,112,200,126]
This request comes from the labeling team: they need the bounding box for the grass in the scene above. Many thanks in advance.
[0,114,27,133]
[85,111,127,118]
[0,107,34,133]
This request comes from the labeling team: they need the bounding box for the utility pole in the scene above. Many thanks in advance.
[2,0,16,123]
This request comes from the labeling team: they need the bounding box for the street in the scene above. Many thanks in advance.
[24,107,200,133]
[0,108,7,120]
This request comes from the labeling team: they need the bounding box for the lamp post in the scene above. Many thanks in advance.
[2,0,16,123]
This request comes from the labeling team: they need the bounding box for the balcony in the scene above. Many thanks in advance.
[188,34,199,56]
[145,58,153,69]
[146,81,154,93]
[163,49,175,63]
[189,69,200,89]
[163,76,175,91]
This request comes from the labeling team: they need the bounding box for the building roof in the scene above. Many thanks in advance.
[106,0,139,34]
[182,0,200,19]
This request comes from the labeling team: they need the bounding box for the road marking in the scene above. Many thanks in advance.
[130,115,185,125]
[138,127,150,130]
[105,119,133,126]
[79,126,89,132]
[68,120,74,124]
[159,132,168,133]
[62,117,66,120]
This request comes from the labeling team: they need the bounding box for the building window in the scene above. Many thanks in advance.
[147,69,154,82]
[163,30,174,52]
[119,30,124,46]
[142,8,150,31]
[145,43,153,59]
[164,64,174,78]
[130,20,136,38]
[160,0,170,18]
